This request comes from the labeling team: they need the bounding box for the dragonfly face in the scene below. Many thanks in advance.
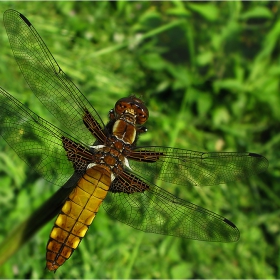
[113,96,149,125]
[0,10,268,272]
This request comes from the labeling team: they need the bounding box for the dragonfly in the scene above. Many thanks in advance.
[0,10,268,272]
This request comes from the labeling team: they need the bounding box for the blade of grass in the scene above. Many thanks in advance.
[88,19,184,58]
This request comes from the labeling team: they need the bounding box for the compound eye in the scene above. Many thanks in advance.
[115,101,128,114]
[136,110,148,125]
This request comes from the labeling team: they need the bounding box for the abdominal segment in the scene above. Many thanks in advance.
[46,165,111,271]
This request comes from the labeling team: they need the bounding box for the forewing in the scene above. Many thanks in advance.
[128,146,268,187]
[3,9,105,145]
[104,171,240,242]
[0,87,77,186]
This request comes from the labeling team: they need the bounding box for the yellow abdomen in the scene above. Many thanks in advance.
[46,165,111,271]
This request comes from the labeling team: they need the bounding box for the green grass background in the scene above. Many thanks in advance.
[0,1,279,278]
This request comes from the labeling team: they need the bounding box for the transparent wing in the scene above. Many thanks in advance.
[104,171,240,242]
[3,9,105,146]
[0,87,79,186]
[128,146,268,187]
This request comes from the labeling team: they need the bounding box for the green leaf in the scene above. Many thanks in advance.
[167,7,190,17]
[240,6,273,20]
[196,51,213,66]
[141,53,167,71]
[212,107,230,126]
[171,263,193,278]
[214,79,243,93]
[256,21,280,61]
[187,3,219,21]
[197,92,212,117]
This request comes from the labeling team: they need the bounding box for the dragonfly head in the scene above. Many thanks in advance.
[114,96,149,125]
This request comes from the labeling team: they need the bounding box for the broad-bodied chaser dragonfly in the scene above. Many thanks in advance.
[0,10,268,271]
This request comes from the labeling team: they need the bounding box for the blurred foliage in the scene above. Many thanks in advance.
[0,1,279,279]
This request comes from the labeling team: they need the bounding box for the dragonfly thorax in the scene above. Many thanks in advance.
[90,143,128,176]
[112,118,136,145]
